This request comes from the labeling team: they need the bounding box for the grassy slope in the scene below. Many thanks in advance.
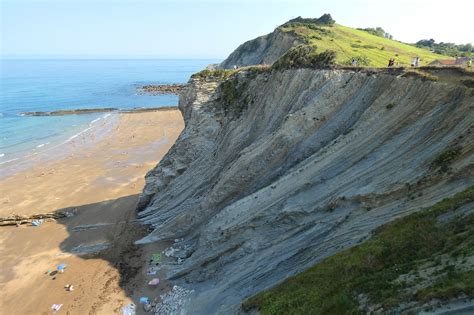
[280,24,451,67]
[243,186,474,314]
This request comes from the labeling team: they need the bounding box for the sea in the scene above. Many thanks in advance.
[0,59,218,173]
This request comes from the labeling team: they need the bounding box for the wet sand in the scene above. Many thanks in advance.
[0,110,184,314]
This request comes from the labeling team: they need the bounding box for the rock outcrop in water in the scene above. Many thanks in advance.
[137,65,473,313]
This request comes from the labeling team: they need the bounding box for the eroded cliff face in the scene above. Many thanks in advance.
[219,29,302,69]
[137,68,473,313]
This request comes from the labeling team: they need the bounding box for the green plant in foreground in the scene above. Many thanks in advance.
[243,186,474,315]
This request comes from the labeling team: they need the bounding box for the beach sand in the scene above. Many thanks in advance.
[0,110,184,314]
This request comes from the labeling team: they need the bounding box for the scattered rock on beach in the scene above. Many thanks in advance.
[154,285,193,315]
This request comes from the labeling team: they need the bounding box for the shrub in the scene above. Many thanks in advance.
[272,45,336,70]
[283,13,335,27]
[216,77,250,118]
[386,102,396,110]
[191,69,235,79]
[430,146,462,172]
[342,55,371,66]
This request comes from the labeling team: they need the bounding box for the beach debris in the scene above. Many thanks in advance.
[121,303,136,315]
[143,302,152,312]
[65,284,74,291]
[154,285,193,315]
[164,244,193,259]
[139,297,150,304]
[148,278,160,286]
[31,219,44,227]
[51,304,63,312]
[164,247,178,257]
[57,263,67,273]
[0,210,74,227]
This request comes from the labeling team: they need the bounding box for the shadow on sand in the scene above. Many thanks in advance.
[53,194,171,313]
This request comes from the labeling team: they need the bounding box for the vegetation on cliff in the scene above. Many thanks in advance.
[415,39,472,57]
[271,45,336,70]
[243,187,474,314]
[278,21,450,67]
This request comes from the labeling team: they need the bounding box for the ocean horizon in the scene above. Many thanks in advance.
[0,58,218,169]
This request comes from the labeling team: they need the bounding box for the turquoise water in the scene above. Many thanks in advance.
[0,59,217,165]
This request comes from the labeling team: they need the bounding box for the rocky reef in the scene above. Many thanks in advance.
[137,84,186,95]
[136,66,474,313]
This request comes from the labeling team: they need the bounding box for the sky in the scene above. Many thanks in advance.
[1,0,472,59]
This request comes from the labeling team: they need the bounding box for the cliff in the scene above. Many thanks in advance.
[136,66,474,313]
[219,28,303,69]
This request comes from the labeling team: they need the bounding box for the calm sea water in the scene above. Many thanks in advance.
[0,59,217,167]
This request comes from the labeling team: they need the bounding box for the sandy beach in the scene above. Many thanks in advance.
[0,109,183,314]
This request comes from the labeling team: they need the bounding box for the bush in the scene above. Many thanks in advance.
[272,45,336,70]
[386,102,396,110]
[191,69,235,79]
[284,13,335,26]
[342,55,371,66]
[430,146,462,172]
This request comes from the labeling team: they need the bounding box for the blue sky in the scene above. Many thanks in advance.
[1,0,472,59]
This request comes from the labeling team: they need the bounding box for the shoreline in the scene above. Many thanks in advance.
[0,112,118,179]
[0,109,184,314]
[1,106,180,178]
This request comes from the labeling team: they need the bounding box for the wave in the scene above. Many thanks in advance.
[0,157,19,165]
[36,142,50,148]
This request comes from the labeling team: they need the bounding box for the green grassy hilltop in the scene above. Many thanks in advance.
[279,22,452,67]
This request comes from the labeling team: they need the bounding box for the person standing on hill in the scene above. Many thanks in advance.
[412,56,420,67]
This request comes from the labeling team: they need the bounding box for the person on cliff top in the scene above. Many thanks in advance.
[388,58,395,67]
[351,58,358,66]
[412,57,420,67]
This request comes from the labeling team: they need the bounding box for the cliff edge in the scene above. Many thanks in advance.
[137,65,474,313]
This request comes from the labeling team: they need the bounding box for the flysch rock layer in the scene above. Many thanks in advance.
[137,68,474,314]
[219,29,302,69]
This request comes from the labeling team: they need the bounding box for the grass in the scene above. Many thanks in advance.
[278,24,452,67]
[242,186,474,314]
